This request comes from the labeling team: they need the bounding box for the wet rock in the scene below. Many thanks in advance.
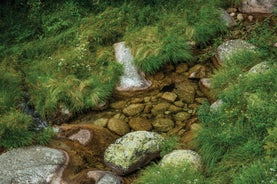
[175,81,196,104]
[174,112,191,122]
[195,97,208,104]
[152,118,175,132]
[110,101,127,109]
[168,105,182,113]
[151,102,170,116]
[188,64,207,79]
[69,129,92,145]
[0,146,68,184]
[174,100,185,107]
[220,9,236,27]
[176,63,189,73]
[93,118,109,127]
[108,118,130,136]
[199,78,212,93]
[123,104,145,116]
[87,170,123,184]
[129,117,153,131]
[240,0,276,13]
[216,39,256,65]
[131,97,144,104]
[154,72,165,80]
[160,150,202,170]
[161,92,177,102]
[104,131,164,175]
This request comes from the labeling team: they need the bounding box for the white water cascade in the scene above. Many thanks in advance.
[114,42,152,91]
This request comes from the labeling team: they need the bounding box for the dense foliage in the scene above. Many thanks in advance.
[0,0,229,148]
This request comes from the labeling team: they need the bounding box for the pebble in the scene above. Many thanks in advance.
[248,15,254,22]
[237,13,244,21]
[230,12,236,17]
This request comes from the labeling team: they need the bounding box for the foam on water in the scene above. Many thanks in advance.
[114,42,151,91]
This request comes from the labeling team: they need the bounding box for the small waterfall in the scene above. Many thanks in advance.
[20,98,48,131]
[114,42,151,91]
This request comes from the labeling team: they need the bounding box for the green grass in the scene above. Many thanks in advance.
[196,45,277,183]
[135,163,205,184]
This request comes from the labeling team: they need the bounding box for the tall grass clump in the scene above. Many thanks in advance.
[135,163,205,184]
[0,63,23,114]
[196,49,277,183]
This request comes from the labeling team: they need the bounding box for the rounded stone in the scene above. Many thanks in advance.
[87,170,123,184]
[161,92,178,102]
[129,117,153,131]
[174,112,191,121]
[151,102,170,116]
[104,131,164,175]
[152,118,175,132]
[93,118,109,127]
[216,39,256,65]
[160,149,202,170]
[107,118,130,136]
[69,129,92,145]
[123,103,145,116]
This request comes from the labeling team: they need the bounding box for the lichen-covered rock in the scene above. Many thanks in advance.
[129,117,153,131]
[220,9,236,27]
[87,170,123,184]
[0,146,68,184]
[240,0,276,13]
[248,61,273,75]
[104,131,164,175]
[107,118,130,136]
[152,118,175,132]
[216,39,256,65]
[160,149,202,170]
[161,92,177,102]
[122,103,145,116]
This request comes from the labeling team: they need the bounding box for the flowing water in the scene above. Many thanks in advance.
[114,42,152,91]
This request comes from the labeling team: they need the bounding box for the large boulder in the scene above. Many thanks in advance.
[240,0,276,13]
[248,61,273,75]
[160,149,202,170]
[104,131,164,175]
[0,146,68,184]
[216,39,256,65]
